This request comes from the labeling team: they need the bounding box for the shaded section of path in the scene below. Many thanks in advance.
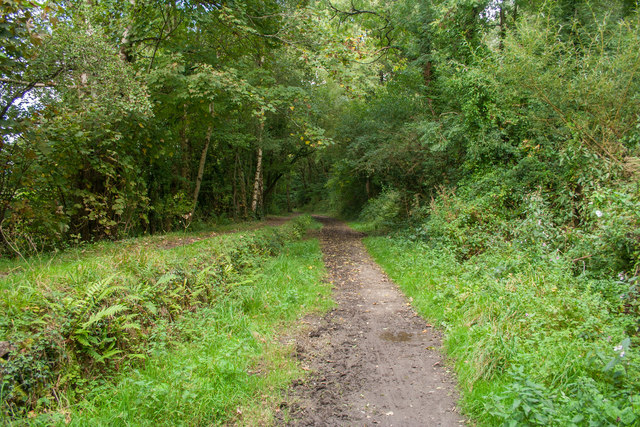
[283,216,465,426]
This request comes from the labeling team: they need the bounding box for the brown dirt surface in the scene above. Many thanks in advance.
[281,216,465,426]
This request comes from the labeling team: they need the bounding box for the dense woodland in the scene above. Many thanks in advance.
[2,0,640,424]
[2,0,639,259]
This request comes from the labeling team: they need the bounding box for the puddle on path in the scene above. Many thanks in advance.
[380,331,412,342]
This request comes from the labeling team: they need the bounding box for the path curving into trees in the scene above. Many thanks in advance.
[284,217,464,426]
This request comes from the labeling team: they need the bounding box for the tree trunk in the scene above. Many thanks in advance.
[190,102,214,217]
[259,163,264,214]
[286,176,291,212]
[366,176,371,199]
[423,61,433,87]
[239,152,248,218]
[119,26,133,62]
[119,0,136,62]
[232,150,238,219]
[498,5,506,50]
[251,116,265,216]
[251,144,263,215]
[179,104,190,189]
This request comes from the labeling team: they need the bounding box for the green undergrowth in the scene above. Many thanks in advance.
[0,215,285,275]
[347,221,385,235]
[364,236,640,426]
[69,238,329,426]
[0,215,329,425]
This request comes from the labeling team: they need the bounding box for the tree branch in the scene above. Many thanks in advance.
[0,68,65,120]
[0,78,56,87]
[326,0,396,61]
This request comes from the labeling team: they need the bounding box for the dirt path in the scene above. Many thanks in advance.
[283,217,465,426]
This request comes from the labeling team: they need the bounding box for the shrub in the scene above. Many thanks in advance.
[358,189,403,232]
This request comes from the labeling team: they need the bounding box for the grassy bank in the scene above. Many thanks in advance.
[1,216,330,425]
[362,235,639,425]
[0,216,282,275]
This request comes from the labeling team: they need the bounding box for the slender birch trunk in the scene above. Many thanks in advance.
[119,0,136,62]
[251,117,265,215]
[251,146,263,215]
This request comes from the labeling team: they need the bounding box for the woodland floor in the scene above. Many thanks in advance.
[280,216,465,426]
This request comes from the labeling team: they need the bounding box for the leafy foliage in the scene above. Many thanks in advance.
[0,0,355,253]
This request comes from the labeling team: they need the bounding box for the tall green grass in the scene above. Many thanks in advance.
[0,216,275,274]
[68,239,330,426]
[1,216,329,425]
[364,237,640,426]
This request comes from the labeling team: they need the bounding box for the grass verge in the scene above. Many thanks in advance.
[0,214,295,275]
[1,215,329,425]
[363,236,640,426]
[69,238,330,426]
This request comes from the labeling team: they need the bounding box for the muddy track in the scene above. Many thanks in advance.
[282,216,465,426]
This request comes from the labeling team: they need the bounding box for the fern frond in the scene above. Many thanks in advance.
[156,273,178,286]
[95,284,126,303]
[82,304,127,329]
[95,348,122,364]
